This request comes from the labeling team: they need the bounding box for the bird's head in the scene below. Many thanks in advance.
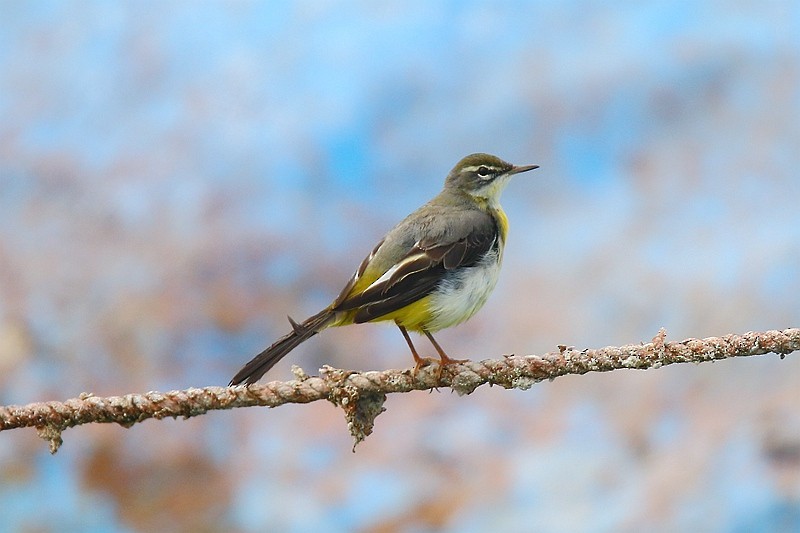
[445,153,538,204]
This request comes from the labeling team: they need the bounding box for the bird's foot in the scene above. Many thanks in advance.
[434,354,468,383]
[412,355,438,376]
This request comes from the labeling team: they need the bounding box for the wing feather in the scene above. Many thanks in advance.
[333,208,498,323]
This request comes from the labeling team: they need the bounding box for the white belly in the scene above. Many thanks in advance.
[425,249,502,332]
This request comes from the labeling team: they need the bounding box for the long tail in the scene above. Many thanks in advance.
[229,309,335,386]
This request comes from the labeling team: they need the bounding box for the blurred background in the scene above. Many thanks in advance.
[1,1,799,532]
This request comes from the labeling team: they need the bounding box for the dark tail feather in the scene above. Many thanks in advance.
[229,310,334,386]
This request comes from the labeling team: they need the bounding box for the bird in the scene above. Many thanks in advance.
[229,153,538,385]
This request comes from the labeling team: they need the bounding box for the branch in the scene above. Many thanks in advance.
[2,328,797,453]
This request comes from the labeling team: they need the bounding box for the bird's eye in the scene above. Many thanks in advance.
[477,166,490,177]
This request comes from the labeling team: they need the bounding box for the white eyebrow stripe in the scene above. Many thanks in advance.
[461,165,500,173]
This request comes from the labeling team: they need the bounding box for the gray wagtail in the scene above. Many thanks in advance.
[230,153,538,385]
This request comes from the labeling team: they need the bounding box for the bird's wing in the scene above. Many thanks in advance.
[332,208,498,322]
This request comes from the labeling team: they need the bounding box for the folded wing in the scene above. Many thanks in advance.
[333,210,499,323]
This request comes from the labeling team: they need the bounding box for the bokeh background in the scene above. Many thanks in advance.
[2,2,800,532]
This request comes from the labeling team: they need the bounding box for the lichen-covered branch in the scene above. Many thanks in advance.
[1,327,797,453]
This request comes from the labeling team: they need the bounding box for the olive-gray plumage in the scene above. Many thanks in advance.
[230,153,538,385]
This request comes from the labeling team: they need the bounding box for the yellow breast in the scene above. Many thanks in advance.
[491,206,509,245]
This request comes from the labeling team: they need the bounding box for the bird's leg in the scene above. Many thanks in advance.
[423,329,467,381]
[423,329,468,365]
[396,323,436,374]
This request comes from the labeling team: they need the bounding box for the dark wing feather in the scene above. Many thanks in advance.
[332,238,384,308]
[441,239,468,269]
[336,211,499,323]
[351,270,443,323]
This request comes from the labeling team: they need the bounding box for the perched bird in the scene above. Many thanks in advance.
[230,153,538,385]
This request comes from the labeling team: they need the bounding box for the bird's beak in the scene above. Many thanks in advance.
[508,164,539,175]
